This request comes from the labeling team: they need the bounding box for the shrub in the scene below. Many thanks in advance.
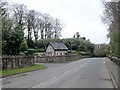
[27,39,35,49]
[2,27,24,55]
[26,49,37,55]
[20,39,28,51]
[94,48,106,57]
[77,51,90,56]
[22,51,28,55]
[36,48,45,52]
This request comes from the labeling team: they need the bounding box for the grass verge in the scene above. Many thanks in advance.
[0,64,47,78]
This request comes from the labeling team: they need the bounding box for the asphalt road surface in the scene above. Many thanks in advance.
[2,58,114,88]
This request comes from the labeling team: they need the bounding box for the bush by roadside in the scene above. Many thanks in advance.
[20,48,45,55]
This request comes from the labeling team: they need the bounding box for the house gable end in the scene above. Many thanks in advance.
[46,44,55,53]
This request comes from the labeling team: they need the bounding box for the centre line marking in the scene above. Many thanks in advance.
[65,70,70,73]
[40,82,45,85]
[80,64,83,67]
[50,76,56,80]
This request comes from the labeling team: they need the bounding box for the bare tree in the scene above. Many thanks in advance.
[2,1,64,41]
[42,13,54,39]
[26,10,32,39]
[0,0,13,32]
[53,18,63,39]
[102,1,120,57]
[12,4,27,30]
[76,32,80,38]
[32,11,44,41]
[40,21,44,39]
[0,0,8,18]
[26,10,40,41]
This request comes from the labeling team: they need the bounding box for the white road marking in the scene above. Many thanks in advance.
[40,82,45,85]
[37,84,40,87]
[51,76,56,80]
[32,76,57,88]
[65,70,70,74]
[80,64,83,67]
[104,61,105,64]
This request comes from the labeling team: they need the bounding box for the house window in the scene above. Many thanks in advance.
[60,53,62,56]
[57,53,59,56]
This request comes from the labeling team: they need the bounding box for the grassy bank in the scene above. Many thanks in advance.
[0,64,47,78]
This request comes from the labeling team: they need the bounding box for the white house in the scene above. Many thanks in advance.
[46,42,68,56]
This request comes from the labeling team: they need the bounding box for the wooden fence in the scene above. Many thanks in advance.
[2,55,35,69]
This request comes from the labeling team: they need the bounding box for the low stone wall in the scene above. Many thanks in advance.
[107,56,120,66]
[2,55,35,69]
[2,55,90,69]
[36,55,90,63]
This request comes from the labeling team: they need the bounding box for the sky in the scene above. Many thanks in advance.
[6,0,110,44]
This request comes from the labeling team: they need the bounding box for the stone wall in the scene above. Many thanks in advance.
[36,55,90,63]
[2,55,35,69]
[107,56,120,66]
[2,55,90,69]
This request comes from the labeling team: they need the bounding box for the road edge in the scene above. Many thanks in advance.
[2,68,47,80]
[108,69,118,88]
[105,58,118,88]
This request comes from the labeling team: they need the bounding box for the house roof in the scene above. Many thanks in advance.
[50,42,68,50]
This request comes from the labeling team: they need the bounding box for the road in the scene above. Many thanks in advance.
[2,58,114,88]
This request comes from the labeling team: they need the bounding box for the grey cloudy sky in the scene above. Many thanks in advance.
[6,0,110,44]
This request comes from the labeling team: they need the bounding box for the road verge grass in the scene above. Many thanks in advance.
[0,64,47,78]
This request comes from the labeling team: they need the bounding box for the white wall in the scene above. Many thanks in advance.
[46,45,68,56]
[46,45,55,56]
[55,51,67,56]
